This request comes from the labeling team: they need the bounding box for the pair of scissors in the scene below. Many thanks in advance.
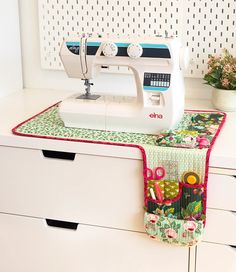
[146,166,166,181]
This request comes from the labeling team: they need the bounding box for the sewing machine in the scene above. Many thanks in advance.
[59,34,189,134]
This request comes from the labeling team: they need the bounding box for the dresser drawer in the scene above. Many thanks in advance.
[207,173,236,211]
[0,146,144,231]
[0,213,189,272]
[196,242,236,272]
[204,209,236,246]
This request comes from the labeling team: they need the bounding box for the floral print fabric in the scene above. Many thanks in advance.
[156,113,224,149]
[144,213,204,247]
[12,104,226,247]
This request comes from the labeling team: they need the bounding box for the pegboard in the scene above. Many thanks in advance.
[183,0,236,77]
[38,0,236,78]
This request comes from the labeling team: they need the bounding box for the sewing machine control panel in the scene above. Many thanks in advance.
[143,73,171,90]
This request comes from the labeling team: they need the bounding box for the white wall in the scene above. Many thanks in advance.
[0,1,22,98]
[19,0,212,100]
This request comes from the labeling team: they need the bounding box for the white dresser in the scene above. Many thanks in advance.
[0,89,235,272]
[192,172,236,272]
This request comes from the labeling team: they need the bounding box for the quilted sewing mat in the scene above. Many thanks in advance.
[12,103,226,246]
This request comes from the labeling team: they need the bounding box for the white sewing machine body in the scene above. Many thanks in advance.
[59,35,188,134]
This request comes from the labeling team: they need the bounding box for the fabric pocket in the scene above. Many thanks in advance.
[146,182,205,220]
[144,212,204,247]
[144,182,205,246]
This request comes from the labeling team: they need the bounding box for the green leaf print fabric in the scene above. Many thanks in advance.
[12,103,226,247]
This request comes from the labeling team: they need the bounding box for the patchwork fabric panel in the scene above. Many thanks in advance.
[12,104,226,247]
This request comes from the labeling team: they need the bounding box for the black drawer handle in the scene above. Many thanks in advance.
[42,150,76,161]
[230,245,236,249]
[46,219,79,230]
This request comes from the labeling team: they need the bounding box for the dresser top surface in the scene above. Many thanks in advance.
[0,88,235,170]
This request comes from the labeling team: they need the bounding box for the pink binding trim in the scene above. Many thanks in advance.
[155,166,166,180]
[203,112,227,225]
[12,103,227,226]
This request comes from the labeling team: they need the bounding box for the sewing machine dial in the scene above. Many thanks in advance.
[127,43,143,59]
[102,42,118,57]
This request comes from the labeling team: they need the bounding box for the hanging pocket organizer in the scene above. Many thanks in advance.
[142,111,226,246]
[144,169,205,246]
[12,105,226,247]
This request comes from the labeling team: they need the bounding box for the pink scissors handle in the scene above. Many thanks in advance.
[154,166,166,180]
[146,168,154,180]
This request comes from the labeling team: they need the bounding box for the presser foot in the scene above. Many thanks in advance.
[76,94,101,100]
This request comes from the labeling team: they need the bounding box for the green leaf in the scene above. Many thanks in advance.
[161,233,167,239]
[186,201,202,216]
[195,228,201,235]
[181,208,188,219]
[204,74,214,82]
[158,216,165,222]
[160,228,165,233]
[176,223,181,229]
[193,201,202,215]
[164,208,175,216]
[211,70,221,80]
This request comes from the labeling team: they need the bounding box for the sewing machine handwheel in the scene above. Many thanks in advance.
[102,42,118,57]
[127,43,143,59]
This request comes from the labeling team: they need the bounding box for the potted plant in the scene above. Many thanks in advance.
[204,49,236,111]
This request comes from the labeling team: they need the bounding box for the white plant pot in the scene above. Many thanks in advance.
[212,88,236,112]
